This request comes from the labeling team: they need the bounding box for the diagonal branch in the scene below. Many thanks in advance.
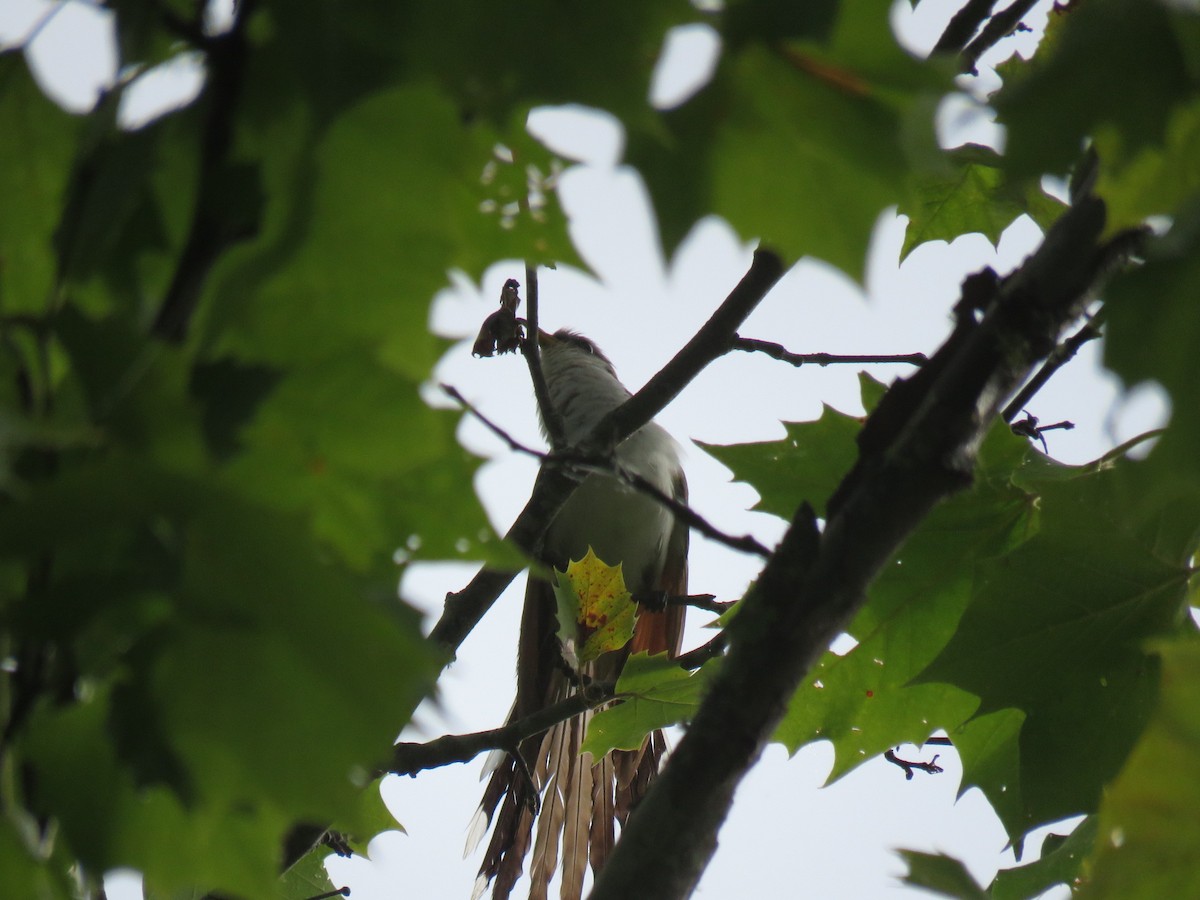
[731,336,927,368]
[589,196,1118,900]
[586,248,786,456]
[387,681,615,777]
[522,263,567,449]
[428,249,784,657]
[1001,318,1101,423]
[151,0,259,342]
[440,385,771,559]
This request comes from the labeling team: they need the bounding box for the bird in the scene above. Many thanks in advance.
[469,328,689,900]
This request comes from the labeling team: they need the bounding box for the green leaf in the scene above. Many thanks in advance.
[629,0,951,277]
[220,351,497,569]
[1080,641,1200,900]
[699,403,862,521]
[0,53,81,314]
[900,144,1066,260]
[0,818,72,900]
[775,424,1030,778]
[1104,215,1200,531]
[989,817,1097,900]
[22,686,288,898]
[994,0,1199,177]
[392,1,696,125]
[897,849,987,900]
[277,843,338,900]
[921,458,1193,841]
[1096,97,1200,233]
[949,708,1026,854]
[582,653,717,757]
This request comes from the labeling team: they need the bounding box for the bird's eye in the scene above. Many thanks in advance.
[579,340,595,354]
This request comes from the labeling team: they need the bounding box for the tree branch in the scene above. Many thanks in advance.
[586,248,786,456]
[961,0,1040,73]
[588,196,1115,899]
[441,383,772,560]
[932,0,998,55]
[151,0,259,342]
[522,264,567,449]
[386,682,615,777]
[429,249,784,657]
[1001,319,1100,423]
[731,336,927,368]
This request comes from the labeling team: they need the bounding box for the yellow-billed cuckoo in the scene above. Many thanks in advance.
[469,329,689,900]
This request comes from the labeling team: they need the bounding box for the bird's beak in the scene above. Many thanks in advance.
[536,328,558,347]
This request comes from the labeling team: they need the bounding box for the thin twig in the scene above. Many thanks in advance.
[732,336,927,368]
[440,384,772,559]
[1002,320,1100,422]
[884,748,944,780]
[522,264,566,449]
[962,0,1039,72]
[674,632,729,671]
[430,249,784,656]
[666,593,731,615]
[588,248,785,456]
[440,384,543,457]
[386,682,615,776]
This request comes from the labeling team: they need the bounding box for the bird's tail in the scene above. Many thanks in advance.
[468,579,679,900]
[470,667,667,900]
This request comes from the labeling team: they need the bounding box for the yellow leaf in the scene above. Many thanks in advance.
[552,547,638,666]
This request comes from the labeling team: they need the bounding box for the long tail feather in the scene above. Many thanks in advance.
[472,533,687,900]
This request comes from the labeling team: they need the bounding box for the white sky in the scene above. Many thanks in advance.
[1,2,1170,898]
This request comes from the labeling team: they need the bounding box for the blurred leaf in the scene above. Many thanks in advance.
[151,496,436,823]
[0,53,80,314]
[582,653,717,757]
[723,0,839,50]
[1104,214,1200,523]
[994,0,1199,177]
[898,849,987,899]
[221,352,497,568]
[0,818,71,900]
[1080,640,1200,900]
[23,687,288,898]
[393,1,696,126]
[629,0,951,276]
[1096,97,1200,233]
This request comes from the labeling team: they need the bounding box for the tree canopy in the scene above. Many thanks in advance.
[1,1,1197,898]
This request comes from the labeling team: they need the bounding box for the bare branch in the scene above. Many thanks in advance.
[522,264,567,449]
[674,632,729,671]
[440,383,772,560]
[732,336,927,368]
[884,748,944,780]
[387,682,615,777]
[1002,319,1100,423]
